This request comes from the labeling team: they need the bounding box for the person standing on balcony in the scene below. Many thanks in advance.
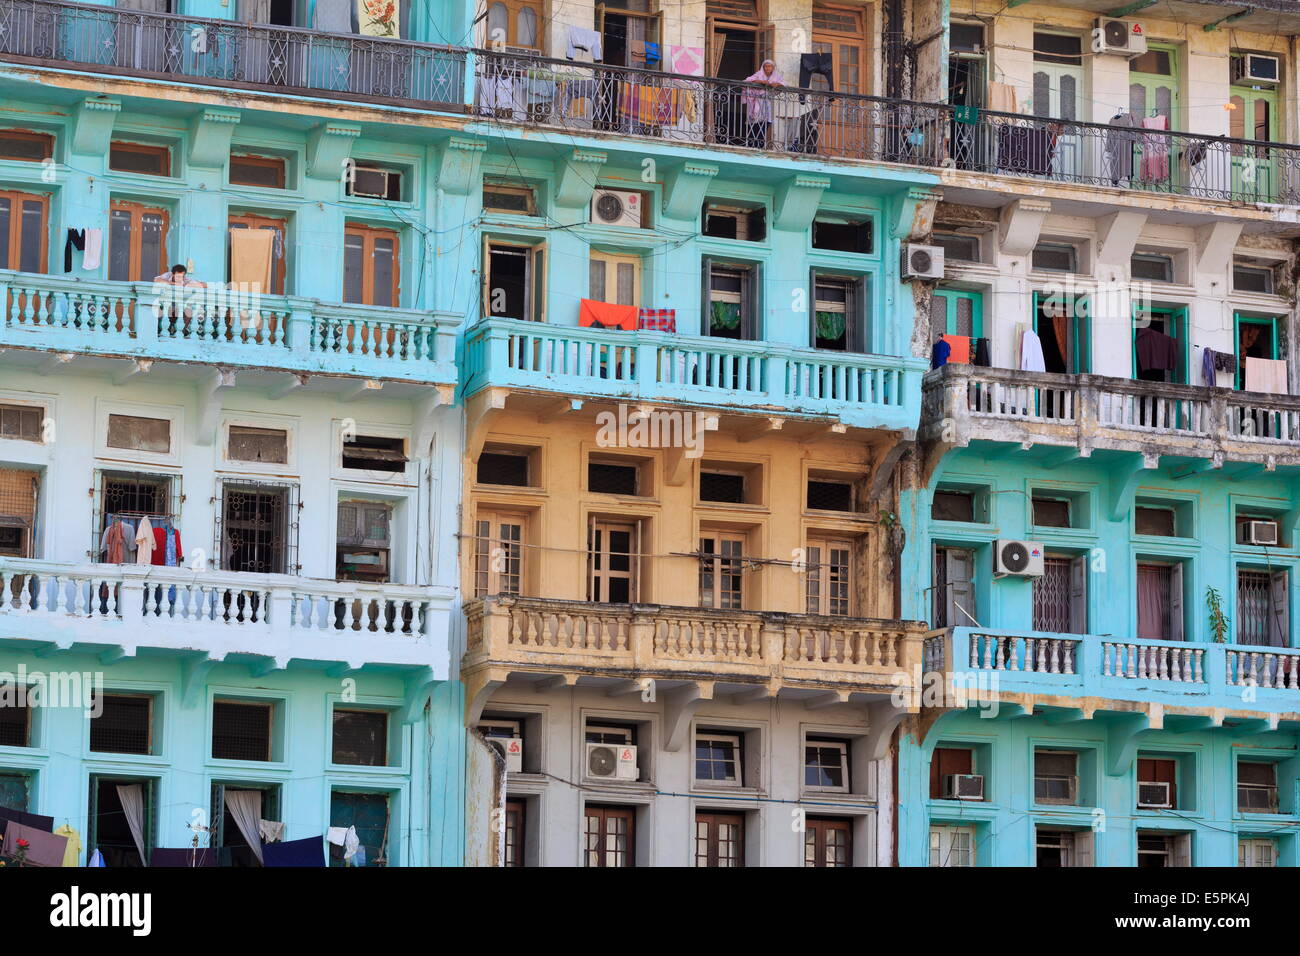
[152,263,207,335]
[742,60,783,149]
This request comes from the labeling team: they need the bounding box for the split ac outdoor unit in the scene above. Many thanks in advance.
[591,189,643,228]
[901,243,944,280]
[1137,781,1172,809]
[943,774,985,801]
[494,736,523,773]
[1233,53,1280,86]
[994,539,1044,577]
[1093,18,1148,57]
[1245,520,1279,546]
[586,742,638,780]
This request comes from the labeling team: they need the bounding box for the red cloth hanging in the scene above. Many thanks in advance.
[579,298,638,331]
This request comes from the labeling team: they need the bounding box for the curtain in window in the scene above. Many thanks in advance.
[115,784,147,865]
[1136,566,1167,640]
[224,789,265,864]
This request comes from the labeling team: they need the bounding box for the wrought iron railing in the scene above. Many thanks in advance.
[473,49,1300,205]
[0,0,465,107]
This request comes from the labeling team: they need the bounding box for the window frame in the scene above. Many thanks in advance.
[228,212,288,296]
[698,530,746,610]
[693,730,744,788]
[0,129,53,163]
[228,152,288,189]
[486,0,545,52]
[210,698,275,762]
[589,249,642,306]
[804,816,853,867]
[109,140,172,178]
[473,508,526,597]
[694,810,745,867]
[343,221,400,307]
[483,238,547,322]
[804,535,854,617]
[0,188,49,273]
[588,518,640,603]
[804,737,850,793]
[108,199,170,283]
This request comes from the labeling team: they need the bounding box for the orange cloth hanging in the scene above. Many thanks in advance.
[580,298,638,331]
[941,334,972,364]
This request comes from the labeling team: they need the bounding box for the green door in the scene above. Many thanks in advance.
[1230,71,1279,202]
[932,287,984,339]
[1132,306,1187,383]
[1129,44,1179,193]
[329,790,390,866]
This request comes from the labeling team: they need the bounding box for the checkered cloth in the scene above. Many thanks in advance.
[637,308,676,333]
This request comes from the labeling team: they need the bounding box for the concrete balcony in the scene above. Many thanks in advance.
[0,558,453,677]
[462,316,923,432]
[0,271,458,390]
[463,595,927,750]
[921,364,1300,470]
[0,0,466,111]
[924,626,1300,738]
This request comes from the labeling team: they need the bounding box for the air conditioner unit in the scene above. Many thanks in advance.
[1034,774,1078,805]
[586,741,638,781]
[348,166,393,199]
[1137,781,1172,809]
[901,243,944,280]
[1246,520,1279,546]
[994,539,1045,577]
[591,189,643,228]
[1233,53,1280,86]
[493,736,523,773]
[943,773,984,801]
[1093,18,1148,57]
[1238,783,1279,813]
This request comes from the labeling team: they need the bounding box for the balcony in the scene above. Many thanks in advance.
[463,596,927,740]
[925,626,1300,725]
[0,271,458,386]
[922,364,1300,467]
[474,50,1300,206]
[0,557,451,673]
[0,0,465,110]
[463,317,923,430]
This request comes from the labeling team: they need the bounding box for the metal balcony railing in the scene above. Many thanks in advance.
[0,0,465,108]
[474,49,1300,205]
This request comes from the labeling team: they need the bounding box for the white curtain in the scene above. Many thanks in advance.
[115,784,146,866]
[224,789,264,864]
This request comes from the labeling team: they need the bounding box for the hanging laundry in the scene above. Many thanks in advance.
[580,298,638,331]
[343,825,360,862]
[1020,329,1046,372]
[1214,351,1238,374]
[941,334,972,365]
[1135,327,1177,374]
[1245,357,1288,394]
[1140,115,1170,183]
[931,338,951,369]
[566,26,602,62]
[973,337,991,367]
[668,45,704,77]
[64,228,85,273]
[637,308,676,333]
[0,805,54,832]
[2,820,68,867]
[263,836,325,867]
[259,820,285,843]
[1201,347,1218,387]
[151,524,182,567]
[798,51,833,91]
[101,519,126,565]
[952,105,979,125]
[986,81,1018,114]
[53,823,82,867]
[229,228,275,295]
[83,228,103,271]
[313,0,352,33]
[1104,113,1140,183]
[134,515,156,566]
[88,849,105,867]
[326,826,349,846]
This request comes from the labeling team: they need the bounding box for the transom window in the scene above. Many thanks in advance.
[699,533,744,609]
[805,537,852,616]
[695,731,742,786]
[804,738,849,792]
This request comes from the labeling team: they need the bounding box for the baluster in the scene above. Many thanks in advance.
[1125,643,1137,678]
[969,634,980,669]
[1103,642,1113,677]
[992,636,1005,671]
[1007,636,1021,671]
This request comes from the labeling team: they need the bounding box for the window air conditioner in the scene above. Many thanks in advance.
[349,166,393,199]
[994,539,1045,577]
[586,742,638,780]
[1233,53,1280,86]
[1246,520,1279,546]
[1093,18,1148,57]
[943,774,984,801]
[1137,781,1172,809]
[591,189,643,228]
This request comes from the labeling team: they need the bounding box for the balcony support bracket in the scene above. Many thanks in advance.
[437,137,488,196]
[188,108,242,169]
[196,368,237,447]
[414,384,457,454]
[1107,451,1157,522]
[71,98,121,158]
[868,437,912,503]
[180,655,218,710]
[773,174,831,233]
[306,122,361,181]
[554,149,608,210]
[1193,221,1245,275]
[1095,211,1147,275]
[998,199,1052,258]
[1105,712,1151,776]
[892,187,942,242]
[466,388,509,462]
[401,667,437,725]
[663,681,714,752]
[865,701,910,761]
[662,162,719,222]
[465,667,508,726]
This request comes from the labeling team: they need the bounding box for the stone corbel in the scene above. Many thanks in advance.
[196,368,236,447]
[1106,450,1158,521]
[464,667,507,726]
[661,161,718,221]
[866,434,913,502]
[663,682,714,752]
[1095,210,1147,268]
[306,122,361,181]
[188,107,241,168]
[465,387,509,463]
[1193,220,1245,276]
[998,198,1052,258]
[864,701,910,761]
[892,186,943,241]
[1105,712,1151,776]
[553,148,607,210]
[772,173,830,233]
[71,97,121,158]
[413,384,457,454]
[179,655,218,709]
[437,137,488,196]
[401,667,437,725]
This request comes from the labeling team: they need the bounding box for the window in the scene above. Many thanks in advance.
[812,274,867,352]
[1238,762,1279,813]
[812,217,871,254]
[216,480,298,574]
[1034,751,1078,805]
[933,546,976,628]
[0,696,29,746]
[1137,831,1190,867]
[1031,496,1070,528]
[88,777,154,867]
[1032,555,1086,634]
[703,260,758,340]
[0,467,39,559]
[805,817,852,867]
[484,242,545,321]
[106,413,170,454]
[589,520,638,602]
[476,450,531,486]
[483,181,537,216]
[229,153,286,189]
[345,163,403,201]
[227,425,288,465]
[588,461,639,496]
[585,723,634,745]
[931,287,983,340]
[1035,828,1092,867]
[329,790,390,866]
[589,251,641,306]
[584,805,634,867]
[1032,241,1078,273]
[332,709,389,766]
[0,404,42,442]
[1137,757,1178,809]
[228,213,288,295]
[211,700,272,761]
[504,799,526,867]
[336,499,394,583]
[108,201,168,282]
[90,695,152,755]
[929,825,974,867]
[695,731,742,786]
[343,223,398,307]
[0,130,53,163]
[807,478,853,512]
[486,0,543,51]
[109,141,171,177]
[932,230,980,263]
[700,470,746,503]
[1136,562,1184,641]
[1234,260,1275,295]
[0,771,32,811]
[805,537,852,616]
[211,783,279,867]
[473,510,524,597]
[342,435,407,474]
[805,738,849,792]
[1131,252,1174,283]
[930,747,975,799]
[1236,568,1288,647]
[1240,838,1277,867]
[950,22,984,54]
[1135,506,1176,537]
[702,202,765,242]
[699,533,744,609]
[1034,290,1089,375]
[695,811,744,867]
[1032,31,1082,66]
[95,471,176,560]
[0,189,48,273]
[931,489,977,523]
